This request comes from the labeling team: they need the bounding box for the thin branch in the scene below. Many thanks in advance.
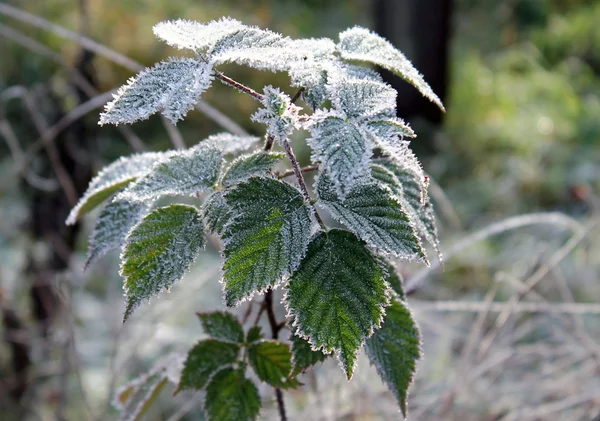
[216,72,264,101]
[290,87,305,104]
[264,290,287,421]
[278,164,318,179]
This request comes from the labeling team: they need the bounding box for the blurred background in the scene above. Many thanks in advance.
[0,0,599,420]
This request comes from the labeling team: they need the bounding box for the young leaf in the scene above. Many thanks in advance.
[248,340,300,389]
[221,151,285,186]
[221,177,312,306]
[203,191,232,236]
[365,298,421,418]
[86,198,153,269]
[337,27,445,111]
[204,368,261,421]
[99,58,213,125]
[308,116,372,198]
[66,152,167,225]
[202,133,261,155]
[117,144,222,203]
[290,331,328,377]
[246,326,264,344]
[286,229,389,379]
[121,204,204,321]
[251,86,300,144]
[177,339,240,392]
[197,311,244,343]
[316,173,427,262]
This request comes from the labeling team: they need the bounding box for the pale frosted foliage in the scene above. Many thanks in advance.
[197,311,244,343]
[86,198,152,270]
[99,58,213,125]
[205,368,260,421]
[201,133,260,155]
[121,204,205,321]
[177,339,239,392]
[251,87,300,144]
[286,229,390,379]
[221,151,285,186]
[317,173,427,262]
[221,177,312,306]
[337,27,445,111]
[289,60,330,109]
[372,137,426,192]
[366,117,415,139]
[328,75,397,120]
[117,144,222,203]
[248,340,300,389]
[365,298,421,418]
[66,152,168,225]
[203,191,232,236]
[308,116,372,198]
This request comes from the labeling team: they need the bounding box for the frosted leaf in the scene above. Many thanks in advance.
[177,339,239,392]
[120,204,205,321]
[248,340,300,389]
[251,87,301,145]
[365,298,421,418]
[197,311,244,343]
[99,58,213,125]
[153,18,246,52]
[203,191,232,236]
[366,117,415,139]
[66,152,168,225]
[308,116,372,198]
[337,27,445,111]
[117,144,222,203]
[289,60,330,109]
[316,173,427,262]
[375,159,442,263]
[328,75,397,120]
[221,151,285,186]
[371,137,426,191]
[286,229,390,379]
[86,198,153,270]
[201,133,261,155]
[204,368,260,421]
[221,177,312,306]
[290,329,328,377]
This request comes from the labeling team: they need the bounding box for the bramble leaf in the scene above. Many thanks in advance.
[99,58,213,125]
[246,326,264,344]
[316,173,427,262]
[66,152,167,225]
[290,331,328,377]
[197,311,244,343]
[202,133,261,155]
[251,86,300,144]
[203,191,232,236]
[248,340,300,389]
[117,144,222,203]
[177,339,240,392]
[121,204,204,321]
[308,116,372,198]
[286,229,389,379]
[337,27,445,111]
[221,151,285,186]
[365,298,421,418]
[330,77,397,119]
[382,260,405,300]
[221,177,312,306]
[205,368,261,421]
[86,198,152,269]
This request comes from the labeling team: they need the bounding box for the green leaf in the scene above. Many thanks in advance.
[221,151,285,186]
[99,57,213,125]
[251,86,300,144]
[316,173,427,262]
[221,177,312,306]
[117,144,222,203]
[382,260,405,300]
[203,190,232,236]
[308,116,372,198]
[66,152,167,225]
[205,368,261,421]
[197,311,244,343]
[246,326,264,344]
[290,331,328,377]
[202,133,261,156]
[286,229,390,379]
[177,339,240,392]
[248,340,300,389]
[121,204,204,321]
[365,298,421,418]
[86,198,152,270]
[337,26,445,111]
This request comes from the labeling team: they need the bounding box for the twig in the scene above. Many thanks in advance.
[216,72,264,101]
[278,164,318,179]
[290,87,305,104]
[264,290,287,421]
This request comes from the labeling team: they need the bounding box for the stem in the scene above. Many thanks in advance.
[216,72,264,101]
[290,87,304,104]
[282,139,326,230]
[264,135,275,151]
[278,164,319,179]
[265,289,287,421]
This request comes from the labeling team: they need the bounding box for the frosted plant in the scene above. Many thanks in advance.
[68,17,445,421]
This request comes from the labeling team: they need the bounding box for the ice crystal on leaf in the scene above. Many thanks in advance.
[100,58,213,125]
[221,151,285,186]
[203,191,232,237]
[221,177,312,306]
[121,204,205,321]
[286,229,390,379]
[197,311,244,344]
[337,26,445,111]
[201,133,261,155]
[251,86,300,145]
[328,72,397,120]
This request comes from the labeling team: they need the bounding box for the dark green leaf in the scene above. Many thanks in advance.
[197,311,244,343]
[382,260,405,300]
[203,190,232,236]
[290,331,328,377]
[221,151,285,186]
[205,368,261,421]
[246,326,264,344]
[248,340,300,389]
